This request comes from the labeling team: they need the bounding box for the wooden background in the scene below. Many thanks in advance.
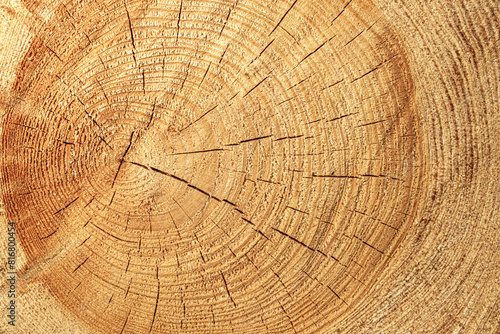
[0,0,498,333]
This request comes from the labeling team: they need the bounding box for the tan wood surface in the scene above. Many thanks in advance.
[0,0,498,333]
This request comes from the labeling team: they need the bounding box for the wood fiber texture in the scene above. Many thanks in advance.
[0,0,498,333]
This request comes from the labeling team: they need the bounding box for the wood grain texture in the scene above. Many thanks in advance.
[0,0,498,333]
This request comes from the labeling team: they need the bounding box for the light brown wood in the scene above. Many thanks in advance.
[0,0,498,333]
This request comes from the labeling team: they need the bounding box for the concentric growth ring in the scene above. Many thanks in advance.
[2,0,422,333]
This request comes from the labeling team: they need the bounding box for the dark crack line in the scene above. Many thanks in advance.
[277,299,298,334]
[256,178,281,185]
[354,235,385,255]
[221,272,237,307]
[147,98,156,128]
[271,268,293,300]
[272,227,336,261]
[179,61,191,93]
[352,65,381,82]
[241,217,255,226]
[300,35,335,63]
[9,122,39,131]
[98,134,113,150]
[124,0,137,65]
[125,255,131,273]
[360,174,403,181]
[40,228,58,240]
[149,281,160,334]
[79,236,91,248]
[180,104,218,133]
[120,310,131,334]
[44,44,62,61]
[161,43,166,79]
[327,112,358,122]
[272,228,317,253]
[330,0,353,26]
[219,43,230,64]
[199,62,211,87]
[124,278,132,299]
[285,206,309,215]
[301,269,348,305]
[142,70,146,95]
[54,138,77,145]
[276,96,297,106]
[249,39,275,65]
[90,222,136,244]
[74,97,111,145]
[69,282,81,294]
[312,174,360,179]
[129,162,223,202]
[280,26,297,43]
[243,76,268,97]
[98,55,107,72]
[166,148,224,156]
[358,119,386,127]
[321,79,344,91]
[350,54,398,83]
[343,29,364,48]
[352,209,400,231]
[273,135,303,141]
[229,92,239,101]
[96,79,111,111]
[57,0,92,44]
[269,0,299,35]
[128,163,249,219]
[72,256,90,273]
[54,197,79,215]
[287,75,312,90]
[211,307,216,325]
[112,131,135,188]
[176,0,183,42]
[327,286,349,306]
[109,190,117,206]
[219,8,232,38]
[227,134,272,146]
[104,294,114,312]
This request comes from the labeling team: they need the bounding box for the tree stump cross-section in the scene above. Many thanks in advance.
[0,0,498,333]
